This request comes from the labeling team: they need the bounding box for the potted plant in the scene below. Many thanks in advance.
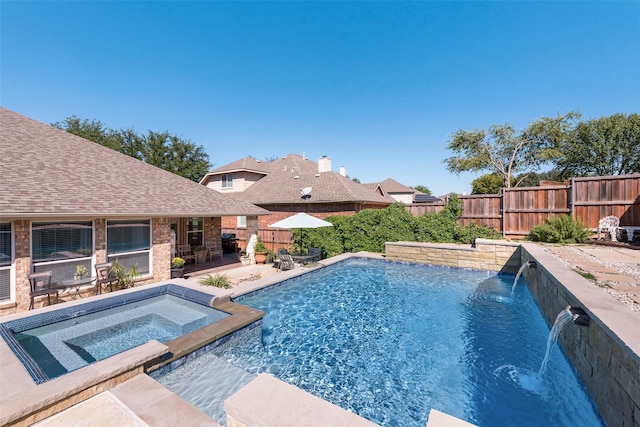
[74,265,88,280]
[110,259,139,289]
[171,257,185,278]
[239,251,251,265]
[254,237,268,264]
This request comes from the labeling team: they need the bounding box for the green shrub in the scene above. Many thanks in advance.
[197,273,232,289]
[527,215,590,243]
[297,197,500,256]
[110,259,139,289]
[454,222,501,244]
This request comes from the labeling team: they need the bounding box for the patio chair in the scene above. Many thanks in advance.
[95,262,118,294]
[177,244,196,264]
[597,215,620,241]
[309,247,321,262]
[205,241,222,262]
[272,248,290,270]
[28,271,58,310]
[278,253,296,271]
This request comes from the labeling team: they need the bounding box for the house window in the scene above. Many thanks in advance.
[222,174,233,188]
[107,220,151,275]
[0,223,12,302]
[237,216,246,228]
[187,217,204,247]
[32,221,93,283]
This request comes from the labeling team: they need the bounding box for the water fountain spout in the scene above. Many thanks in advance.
[569,306,590,327]
[510,261,537,297]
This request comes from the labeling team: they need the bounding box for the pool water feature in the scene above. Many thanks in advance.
[158,258,604,427]
[1,285,229,383]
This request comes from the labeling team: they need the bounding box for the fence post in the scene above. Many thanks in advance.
[570,177,575,220]
[500,187,506,238]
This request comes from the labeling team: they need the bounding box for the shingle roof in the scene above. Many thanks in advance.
[367,178,415,194]
[235,170,395,205]
[207,157,272,175]
[0,108,270,219]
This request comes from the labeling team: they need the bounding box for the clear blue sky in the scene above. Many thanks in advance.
[2,1,639,196]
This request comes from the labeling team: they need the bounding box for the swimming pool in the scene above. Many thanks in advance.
[158,258,604,427]
[0,284,228,383]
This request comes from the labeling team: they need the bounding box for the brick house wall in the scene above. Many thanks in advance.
[0,216,223,316]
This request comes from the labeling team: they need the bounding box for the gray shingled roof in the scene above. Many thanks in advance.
[0,108,270,219]
[234,170,395,205]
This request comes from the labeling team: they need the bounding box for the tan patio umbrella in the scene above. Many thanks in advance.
[269,213,333,252]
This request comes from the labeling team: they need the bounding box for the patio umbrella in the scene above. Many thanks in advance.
[269,213,333,251]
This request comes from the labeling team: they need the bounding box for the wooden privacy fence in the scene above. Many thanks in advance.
[407,174,640,238]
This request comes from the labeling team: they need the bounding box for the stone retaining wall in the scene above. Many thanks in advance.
[520,243,639,427]
[384,240,639,427]
[385,239,521,273]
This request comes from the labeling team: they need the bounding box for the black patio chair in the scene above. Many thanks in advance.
[28,271,58,310]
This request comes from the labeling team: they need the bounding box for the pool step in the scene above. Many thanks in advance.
[158,353,256,424]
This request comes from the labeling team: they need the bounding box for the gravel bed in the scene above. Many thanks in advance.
[544,245,640,313]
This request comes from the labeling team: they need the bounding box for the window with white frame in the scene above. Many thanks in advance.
[0,223,12,302]
[32,221,93,284]
[107,220,151,274]
[222,174,233,188]
[237,216,246,228]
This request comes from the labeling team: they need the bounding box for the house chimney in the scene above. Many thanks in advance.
[340,166,346,176]
[318,155,331,173]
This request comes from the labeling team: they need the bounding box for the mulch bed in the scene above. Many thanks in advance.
[585,239,640,250]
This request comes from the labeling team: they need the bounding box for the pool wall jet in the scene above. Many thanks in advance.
[386,240,639,427]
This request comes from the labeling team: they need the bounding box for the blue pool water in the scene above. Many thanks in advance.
[159,258,604,427]
[10,293,228,380]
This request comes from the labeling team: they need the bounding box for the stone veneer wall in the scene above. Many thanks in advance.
[385,239,521,273]
[384,240,639,427]
[520,243,639,427]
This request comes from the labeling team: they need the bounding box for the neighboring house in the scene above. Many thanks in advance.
[0,108,269,314]
[362,178,415,204]
[362,178,442,204]
[200,154,395,241]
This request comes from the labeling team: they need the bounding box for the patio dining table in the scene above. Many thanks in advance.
[291,253,316,265]
[56,276,96,299]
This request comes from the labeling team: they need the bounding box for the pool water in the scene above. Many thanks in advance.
[159,258,604,427]
[13,294,228,380]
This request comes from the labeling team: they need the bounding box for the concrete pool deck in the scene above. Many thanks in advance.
[2,246,638,426]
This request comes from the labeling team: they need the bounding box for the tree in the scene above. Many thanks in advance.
[52,116,119,150]
[555,113,640,177]
[471,173,506,194]
[138,131,211,182]
[412,185,432,195]
[53,116,211,182]
[444,112,579,189]
[513,170,567,187]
